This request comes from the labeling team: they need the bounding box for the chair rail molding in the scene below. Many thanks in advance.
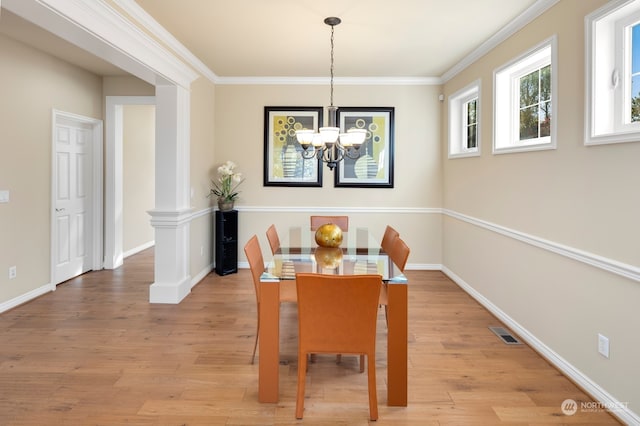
[443,209,640,283]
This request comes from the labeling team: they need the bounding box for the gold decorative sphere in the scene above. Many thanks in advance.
[314,223,343,248]
[314,247,343,269]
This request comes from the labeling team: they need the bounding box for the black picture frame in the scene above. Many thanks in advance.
[335,107,394,188]
[263,106,323,187]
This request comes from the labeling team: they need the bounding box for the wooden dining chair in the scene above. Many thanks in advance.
[310,215,349,232]
[295,273,381,420]
[380,225,399,254]
[243,235,264,364]
[265,224,280,255]
[384,236,410,327]
[389,236,410,272]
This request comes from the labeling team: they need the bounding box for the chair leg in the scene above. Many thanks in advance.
[367,353,378,421]
[359,354,365,373]
[296,351,308,419]
[384,304,388,328]
[251,317,259,364]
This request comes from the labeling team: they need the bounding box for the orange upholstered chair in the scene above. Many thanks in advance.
[265,224,281,255]
[243,235,264,364]
[295,273,381,420]
[389,236,410,272]
[310,215,349,232]
[380,225,399,254]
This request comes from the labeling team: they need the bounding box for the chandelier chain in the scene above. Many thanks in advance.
[295,16,364,171]
[330,23,335,107]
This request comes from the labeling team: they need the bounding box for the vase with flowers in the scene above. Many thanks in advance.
[209,160,244,211]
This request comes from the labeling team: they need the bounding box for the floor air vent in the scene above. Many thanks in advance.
[489,326,522,345]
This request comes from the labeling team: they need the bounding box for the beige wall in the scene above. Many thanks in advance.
[0,33,103,301]
[442,0,639,414]
[189,77,217,278]
[103,75,155,97]
[214,84,443,266]
[122,104,155,253]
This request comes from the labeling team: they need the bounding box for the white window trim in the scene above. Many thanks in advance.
[493,35,557,155]
[586,0,640,145]
[448,79,481,159]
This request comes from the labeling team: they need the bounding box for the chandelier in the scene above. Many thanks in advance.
[295,17,366,170]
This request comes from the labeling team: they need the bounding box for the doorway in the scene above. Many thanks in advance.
[104,96,156,270]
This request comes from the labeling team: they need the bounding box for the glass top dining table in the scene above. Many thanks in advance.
[257,227,408,407]
[261,227,408,283]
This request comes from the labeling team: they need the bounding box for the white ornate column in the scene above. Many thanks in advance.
[148,84,192,303]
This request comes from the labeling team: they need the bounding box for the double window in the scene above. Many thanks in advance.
[586,0,640,145]
[493,36,557,154]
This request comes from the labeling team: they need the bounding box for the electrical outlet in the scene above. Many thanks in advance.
[8,266,17,279]
[200,246,204,256]
[598,333,610,358]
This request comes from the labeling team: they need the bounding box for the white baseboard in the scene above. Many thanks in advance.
[441,266,640,426]
[0,283,52,314]
[123,240,155,259]
[191,263,214,289]
[407,263,442,270]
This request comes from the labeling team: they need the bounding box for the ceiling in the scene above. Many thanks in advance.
[0,0,543,81]
[133,0,540,79]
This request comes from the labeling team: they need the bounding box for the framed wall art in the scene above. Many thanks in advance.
[263,106,323,187]
[335,107,394,188]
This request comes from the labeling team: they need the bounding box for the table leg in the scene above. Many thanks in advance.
[387,283,408,406]
[258,281,280,402]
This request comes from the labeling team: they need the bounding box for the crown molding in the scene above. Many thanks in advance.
[440,0,561,83]
[215,76,442,86]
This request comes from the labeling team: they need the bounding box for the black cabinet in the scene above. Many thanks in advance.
[215,210,238,275]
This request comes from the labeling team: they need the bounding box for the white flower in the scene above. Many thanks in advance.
[210,160,244,201]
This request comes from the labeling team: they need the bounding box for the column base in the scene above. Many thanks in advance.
[149,276,191,304]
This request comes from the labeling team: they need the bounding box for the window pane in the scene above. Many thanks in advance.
[520,70,539,108]
[632,23,640,74]
[466,124,477,149]
[467,99,477,124]
[540,65,551,102]
[540,101,551,137]
[632,76,640,122]
[520,105,538,140]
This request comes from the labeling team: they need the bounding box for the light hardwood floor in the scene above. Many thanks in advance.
[0,248,620,425]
